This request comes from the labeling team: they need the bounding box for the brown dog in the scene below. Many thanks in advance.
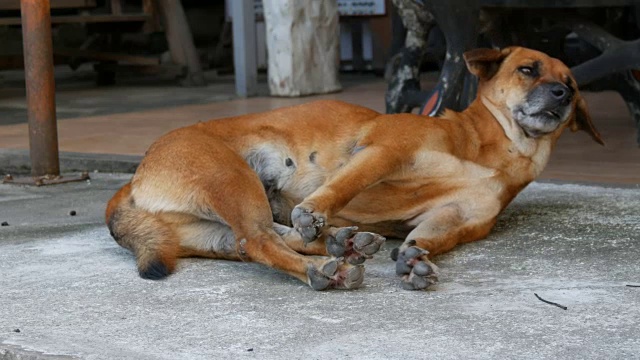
[106,47,603,290]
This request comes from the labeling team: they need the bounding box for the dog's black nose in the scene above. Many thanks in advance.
[550,83,570,101]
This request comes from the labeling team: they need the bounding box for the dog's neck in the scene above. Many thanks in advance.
[476,95,554,178]
[479,96,539,156]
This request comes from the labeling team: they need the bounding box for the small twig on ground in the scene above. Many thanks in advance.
[534,293,568,310]
[626,285,640,288]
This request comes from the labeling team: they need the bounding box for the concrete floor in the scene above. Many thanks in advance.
[0,174,639,359]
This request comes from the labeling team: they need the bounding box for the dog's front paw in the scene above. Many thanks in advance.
[291,206,326,244]
[392,245,439,290]
[326,226,386,265]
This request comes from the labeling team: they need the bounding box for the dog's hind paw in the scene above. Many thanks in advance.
[326,226,386,265]
[292,206,325,244]
[394,246,439,290]
[307,259,365,291]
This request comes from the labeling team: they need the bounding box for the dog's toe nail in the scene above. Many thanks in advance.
[347,255,366,265]
[390,247,399,261]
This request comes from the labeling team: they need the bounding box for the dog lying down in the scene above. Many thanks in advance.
[106,46,603,291]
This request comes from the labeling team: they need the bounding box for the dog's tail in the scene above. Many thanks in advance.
[106,183,179,280]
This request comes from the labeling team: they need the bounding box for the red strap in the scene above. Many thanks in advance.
[420,89,441,116]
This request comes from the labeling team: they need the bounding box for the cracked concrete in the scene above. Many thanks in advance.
[0,174,639,359]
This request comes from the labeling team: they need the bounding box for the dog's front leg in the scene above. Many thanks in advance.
[274,223,386,265]
[291,145,404,243]
[391,203,498,290]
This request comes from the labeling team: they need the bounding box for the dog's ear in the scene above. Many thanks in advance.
[569,95,605,146]
[463,47,512,80]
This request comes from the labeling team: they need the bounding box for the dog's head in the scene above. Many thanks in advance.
[464,47,604,145]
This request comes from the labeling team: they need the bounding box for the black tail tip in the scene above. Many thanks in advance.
[139,260,170,280]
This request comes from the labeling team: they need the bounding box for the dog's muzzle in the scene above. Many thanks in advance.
[514,82,573,137]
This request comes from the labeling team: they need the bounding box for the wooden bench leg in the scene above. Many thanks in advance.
[155,0,205,86]
[385,0,480,115]
[563,19,640,145]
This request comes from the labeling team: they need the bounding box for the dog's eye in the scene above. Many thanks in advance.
[518,66,535,76]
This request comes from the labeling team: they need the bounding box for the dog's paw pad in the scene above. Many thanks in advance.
[337,265,365,289]
[307,260,364,291]
[395,246,439,290]
[326,227,385,265]
[292,206,325,244]
[353,232,386,256]
[326,227,357,258]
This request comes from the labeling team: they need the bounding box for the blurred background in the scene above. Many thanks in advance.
[0,0,638,185]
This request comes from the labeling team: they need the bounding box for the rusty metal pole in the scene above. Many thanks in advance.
[20,0,60,177]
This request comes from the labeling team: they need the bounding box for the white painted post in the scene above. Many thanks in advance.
[263,0,342,97]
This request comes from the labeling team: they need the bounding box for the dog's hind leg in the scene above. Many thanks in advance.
[107,185,238,277]
[173,219,240,260]
[273,223,386,265]
[154,138,366,290]
[202,187,366,290]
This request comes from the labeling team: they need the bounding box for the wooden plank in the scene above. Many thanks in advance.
[0,14,149,25]
[54,47,160,65]
[110,0,122,15]
[480,0,638,7]
[94,62,186,77]
[0,54,77,69]
[50,14,148,24]
[141,0,161,33]
[0,0,96,10]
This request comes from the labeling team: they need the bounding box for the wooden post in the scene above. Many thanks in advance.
[110,0,122,15]
[262,0,341,96]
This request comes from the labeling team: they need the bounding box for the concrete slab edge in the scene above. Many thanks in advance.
[0,343,76,360]
[0,149,141,175]
[1,148,636,189]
